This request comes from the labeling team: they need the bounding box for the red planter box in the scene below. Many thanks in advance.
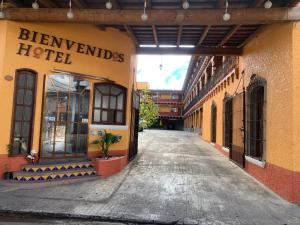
[92,156,127,178]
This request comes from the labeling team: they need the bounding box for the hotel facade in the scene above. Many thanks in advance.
[0,21,139,180]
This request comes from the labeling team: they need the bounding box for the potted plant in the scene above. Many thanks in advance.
[91,130,122,159]
[91,130,127,177]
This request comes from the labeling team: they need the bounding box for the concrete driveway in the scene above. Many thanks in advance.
[0,130,299,225]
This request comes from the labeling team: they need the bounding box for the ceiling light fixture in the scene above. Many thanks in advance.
[223,0,231,21]
[264,0,272,9]
[0,0,5,19]
[182,0,189,10]
[67,0,74,19]
[32,0,39,10]
[106,0,112,10]
[141,0,148,21]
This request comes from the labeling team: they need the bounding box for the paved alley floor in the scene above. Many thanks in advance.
[0,130,299,225]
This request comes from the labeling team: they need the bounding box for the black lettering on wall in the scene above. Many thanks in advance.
[51,36,63,48]
[31,31,39,43]
[86,45,96,56]
[76,43,85,54]
[64,54,72,64]
[45,49,55,60]
[118,54,125,63]
[18,28,30,41]
[17,43,32,56]
[97,48,104,58]
[104,50,112,60]
[55,51,64,63]
[40,33,50,45]
[66,40,76,50]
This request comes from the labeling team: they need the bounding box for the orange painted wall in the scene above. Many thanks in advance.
[0,21,136,160]
[240,23,294,171]
[292,22,300,172]
[184,22,300,202]
[136,82,150,90]
[196,23,296,172]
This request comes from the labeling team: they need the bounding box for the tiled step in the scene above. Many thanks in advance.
[13,168,96,182]
[22,161,94,172]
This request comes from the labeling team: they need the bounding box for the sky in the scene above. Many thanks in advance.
[137,55,191,90]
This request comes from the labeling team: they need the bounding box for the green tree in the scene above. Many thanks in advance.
[139,89,159,128]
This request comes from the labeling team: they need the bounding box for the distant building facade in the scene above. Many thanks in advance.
[136,83,183,130]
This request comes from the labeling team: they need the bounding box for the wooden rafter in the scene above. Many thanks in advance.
[252,0,266,7]
[146,0,152,9]
[137,47,243,55]
[286,0,300,7]
[237,25,266,48]
[197,25,211,47]
[219,25,241,46]
[5,8,300,25]
[217,0,225,8]
[39,0,57,8]
[110,0,120,9]
[152,25,158,46]
[177,25,183,47]
[124,25,139,47]
[6,0,22,7]
[73,0,88,8]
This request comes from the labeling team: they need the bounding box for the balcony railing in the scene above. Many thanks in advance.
[159,112,182,118]
[183,57,238,115]
[154,98,183,104]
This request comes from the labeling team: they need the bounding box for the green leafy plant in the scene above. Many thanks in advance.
[139,89,159,128]
[91,130,122,159]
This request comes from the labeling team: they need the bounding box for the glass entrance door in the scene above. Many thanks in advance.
[41,74,90,158]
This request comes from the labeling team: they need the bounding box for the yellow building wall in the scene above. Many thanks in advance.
[0,21,136,155]
[292,22,300,171]
[159,105,170,112]
[201,72,242,145]
[136,82,149,90]
[200,23,297,171]
[160,93,170,99]
[240,23,294,171]
[0,22,7,88]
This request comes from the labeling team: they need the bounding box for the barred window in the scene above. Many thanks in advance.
[93,83,126,125]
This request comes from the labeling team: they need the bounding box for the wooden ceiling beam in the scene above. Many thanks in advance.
[124,25,139,47]
[237,25,266,48]
[6,0,23,7]
[146,0,152,9]
[219,25,241,46]
[137,47,243,56]
[286,0,300,7]
[177,25,183,46]
[252,0,266,7]
[73,0,88,8]
[5,7,300,25]
[38,0,58,8]
[152,25,159,46]
[196,25,211,47]
[110,0,120,9]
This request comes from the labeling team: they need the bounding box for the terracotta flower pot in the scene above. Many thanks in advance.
[92,156,127,178]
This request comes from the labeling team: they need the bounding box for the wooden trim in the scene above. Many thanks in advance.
[10,69,38,156]
[38,74,46,162]
[92,83,127,126]
[5,7,300,25]
[137,46,243,55]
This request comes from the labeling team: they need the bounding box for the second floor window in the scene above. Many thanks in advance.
[171,107,178,113]
[93,83,126,125]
